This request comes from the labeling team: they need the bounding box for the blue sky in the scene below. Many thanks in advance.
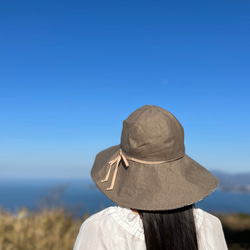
[1,0,249,179]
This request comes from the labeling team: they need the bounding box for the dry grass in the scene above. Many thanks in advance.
[0,207,88,250]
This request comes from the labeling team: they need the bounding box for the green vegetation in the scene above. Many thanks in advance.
[0,207,249,250]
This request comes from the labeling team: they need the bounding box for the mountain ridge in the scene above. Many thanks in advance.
[211,170,250,193]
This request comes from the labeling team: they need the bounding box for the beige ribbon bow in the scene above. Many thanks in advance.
[101,149,168,191]
[101,149,129,191]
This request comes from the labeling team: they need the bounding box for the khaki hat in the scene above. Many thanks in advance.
[91,105,219,211]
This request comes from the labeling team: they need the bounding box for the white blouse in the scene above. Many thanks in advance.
[74,206,228,250]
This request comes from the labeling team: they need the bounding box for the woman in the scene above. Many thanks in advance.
[74,105,228,250]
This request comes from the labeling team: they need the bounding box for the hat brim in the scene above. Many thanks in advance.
[91,145,219,211]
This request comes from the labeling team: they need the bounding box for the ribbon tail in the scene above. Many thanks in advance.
[107,161,119,191]
[101,164,112,183]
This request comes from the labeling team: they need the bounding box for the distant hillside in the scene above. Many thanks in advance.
[211,170,250,193]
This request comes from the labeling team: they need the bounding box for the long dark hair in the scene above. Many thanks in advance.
[138,204,198,250]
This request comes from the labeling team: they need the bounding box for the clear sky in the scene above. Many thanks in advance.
[1,0,249,179]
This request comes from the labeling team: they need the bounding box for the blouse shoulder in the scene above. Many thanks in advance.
[194,208,222,228]
[80,206,143,234]
[194,208,228,250]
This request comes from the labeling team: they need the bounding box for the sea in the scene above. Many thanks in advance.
[0,179,249,217]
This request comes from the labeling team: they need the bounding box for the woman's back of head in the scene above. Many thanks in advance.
[90,105,221,250]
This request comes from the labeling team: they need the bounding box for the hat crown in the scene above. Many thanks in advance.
[121,105,185,161]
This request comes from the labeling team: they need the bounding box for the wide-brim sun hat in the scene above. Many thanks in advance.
[91,105,219,211]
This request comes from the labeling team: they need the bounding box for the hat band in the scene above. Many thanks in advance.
[101,149,184,191]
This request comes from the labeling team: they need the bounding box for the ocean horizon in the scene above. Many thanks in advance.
[0,178,249,217]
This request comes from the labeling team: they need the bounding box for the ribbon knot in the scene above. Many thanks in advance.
[101,149,129,191]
